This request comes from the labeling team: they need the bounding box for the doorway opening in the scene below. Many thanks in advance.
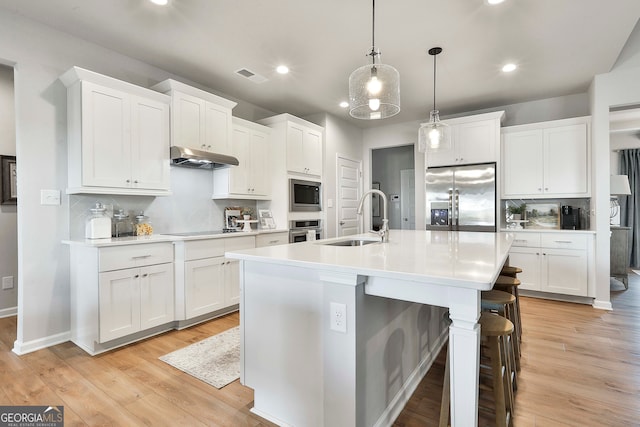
[371,145,415,230]
[0,63,18,323]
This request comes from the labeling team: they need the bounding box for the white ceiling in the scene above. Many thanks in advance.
[1,0,639,128]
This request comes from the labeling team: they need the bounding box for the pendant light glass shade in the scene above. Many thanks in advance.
[418,110,450,152]
[348,0,400,120]
[349,62,400,120]
[418,47,451,152]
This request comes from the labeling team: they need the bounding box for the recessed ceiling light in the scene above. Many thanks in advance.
[149,0,169,5]
[487,0,505,5]
[276,65,289,75]
[502,63,517,73]
[339,101,349,108]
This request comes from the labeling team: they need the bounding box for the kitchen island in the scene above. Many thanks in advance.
[226,229,514,427]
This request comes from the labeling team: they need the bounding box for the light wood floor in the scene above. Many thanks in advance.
[1,273,639,426]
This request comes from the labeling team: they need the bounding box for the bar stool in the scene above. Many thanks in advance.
[439,312,515,427]
[482,289,521,378]
[494,275,522,341]
[501,265,522,277]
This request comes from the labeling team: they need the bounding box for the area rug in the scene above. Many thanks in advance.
[632,270,640,276]
[159,326,240,389]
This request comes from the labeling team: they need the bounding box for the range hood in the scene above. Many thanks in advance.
[170,146,239,169]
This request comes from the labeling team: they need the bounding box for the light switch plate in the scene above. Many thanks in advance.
[40,189,61,205]
[330,302,347,333]
[2,276,13,290]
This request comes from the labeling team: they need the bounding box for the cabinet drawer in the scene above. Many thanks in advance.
[224,236,256,252]
[511,232,541,247]
[541,233,587,250]
[185,239,226,261]
[99,243,173,272]
[255,232,289,248]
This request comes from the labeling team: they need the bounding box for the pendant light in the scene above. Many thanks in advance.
[418,47,450,152]
[348,0,400,120]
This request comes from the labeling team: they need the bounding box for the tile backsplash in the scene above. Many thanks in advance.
[69,167,256,239]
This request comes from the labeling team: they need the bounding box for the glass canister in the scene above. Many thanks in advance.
[133,211,153,236]
[85,203,111,239]
[112,209,133,237]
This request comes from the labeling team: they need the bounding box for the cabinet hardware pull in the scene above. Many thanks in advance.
[513,239,526,243]
[134,274,139,278]
[554,240,572,243]
[131,255,152,259]
[142,273,148,277]
[269,240,278,244]
[126,179,131,183]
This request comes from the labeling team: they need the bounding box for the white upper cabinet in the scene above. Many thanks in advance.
[426,111,504,168]
[213,117,271,199]
[60,67,171,196]
[151,79,237,155]
[502,117,590,198]
[259,113,324,178]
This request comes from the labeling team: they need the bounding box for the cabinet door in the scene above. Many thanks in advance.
[250,129,270,196]
[205,101,233,155]
[502,130,544,196]
[425,142,456,168]
[184,257,225,318]
[229,125,251,194]
[139,263,174,330]
[543,124,588,196]
[304,128,323,176]
[224,259,241,306]
[456,120,497,164]
[81,81,132,188]
[541,249,588,296]
[99,269,140,342]
[172,91,206,150]
[286,123,305,174]
[508,247,541,291]
[130,96,170,190]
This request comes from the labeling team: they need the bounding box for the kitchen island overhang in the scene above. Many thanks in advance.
[227,229,514,427]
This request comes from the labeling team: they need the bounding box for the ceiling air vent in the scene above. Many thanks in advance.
[235,68,268,84]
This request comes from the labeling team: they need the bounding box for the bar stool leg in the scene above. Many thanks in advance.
[439,345,450,427]
[488,335,508,427]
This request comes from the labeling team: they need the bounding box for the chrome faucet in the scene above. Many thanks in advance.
[357,189,389,243]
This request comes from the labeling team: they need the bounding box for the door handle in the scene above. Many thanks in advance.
[454,189,460,227]
[447,190,453,226]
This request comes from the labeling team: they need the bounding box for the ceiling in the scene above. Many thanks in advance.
[1,0,639,128]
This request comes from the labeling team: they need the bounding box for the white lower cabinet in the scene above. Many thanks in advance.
[99,262,174,342]
[69,242,175,355]
[179,236,255,321]
[508,232,591,297]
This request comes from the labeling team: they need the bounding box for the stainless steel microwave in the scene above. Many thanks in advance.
[290,179,322,212]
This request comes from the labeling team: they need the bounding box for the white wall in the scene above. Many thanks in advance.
[305,113,364,239]
[0,10,274,353]
[0,64,17,314]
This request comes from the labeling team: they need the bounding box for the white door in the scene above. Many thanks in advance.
[139,263,174,330]
[400,169,415,230]
[337,156,361,237]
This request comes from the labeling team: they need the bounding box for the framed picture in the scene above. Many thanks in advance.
[371,182,381,217]
[258,209,276,229]
[524,202,560,229]
[1,155,16,205]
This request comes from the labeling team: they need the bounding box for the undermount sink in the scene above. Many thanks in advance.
[318,238,381,247]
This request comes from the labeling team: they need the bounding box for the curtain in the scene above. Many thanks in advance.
[620,149,640,268]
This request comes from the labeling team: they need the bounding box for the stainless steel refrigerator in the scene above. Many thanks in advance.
[426,163,496,232]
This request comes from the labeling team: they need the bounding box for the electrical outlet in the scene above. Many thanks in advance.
[2,276,14,290]
[330,302,347,333]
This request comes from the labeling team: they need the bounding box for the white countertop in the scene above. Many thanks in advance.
[62,228,289,247]
[227,230,515,290]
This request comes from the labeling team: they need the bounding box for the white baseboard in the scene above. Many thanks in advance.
[592,299,613,311]
[12,330,71,355]
[373,328,449,427]
[250,407,293,427]
[0,306,17,318]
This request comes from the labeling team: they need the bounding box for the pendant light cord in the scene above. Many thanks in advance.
[369,0,376,64]
[433,51,437,111]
